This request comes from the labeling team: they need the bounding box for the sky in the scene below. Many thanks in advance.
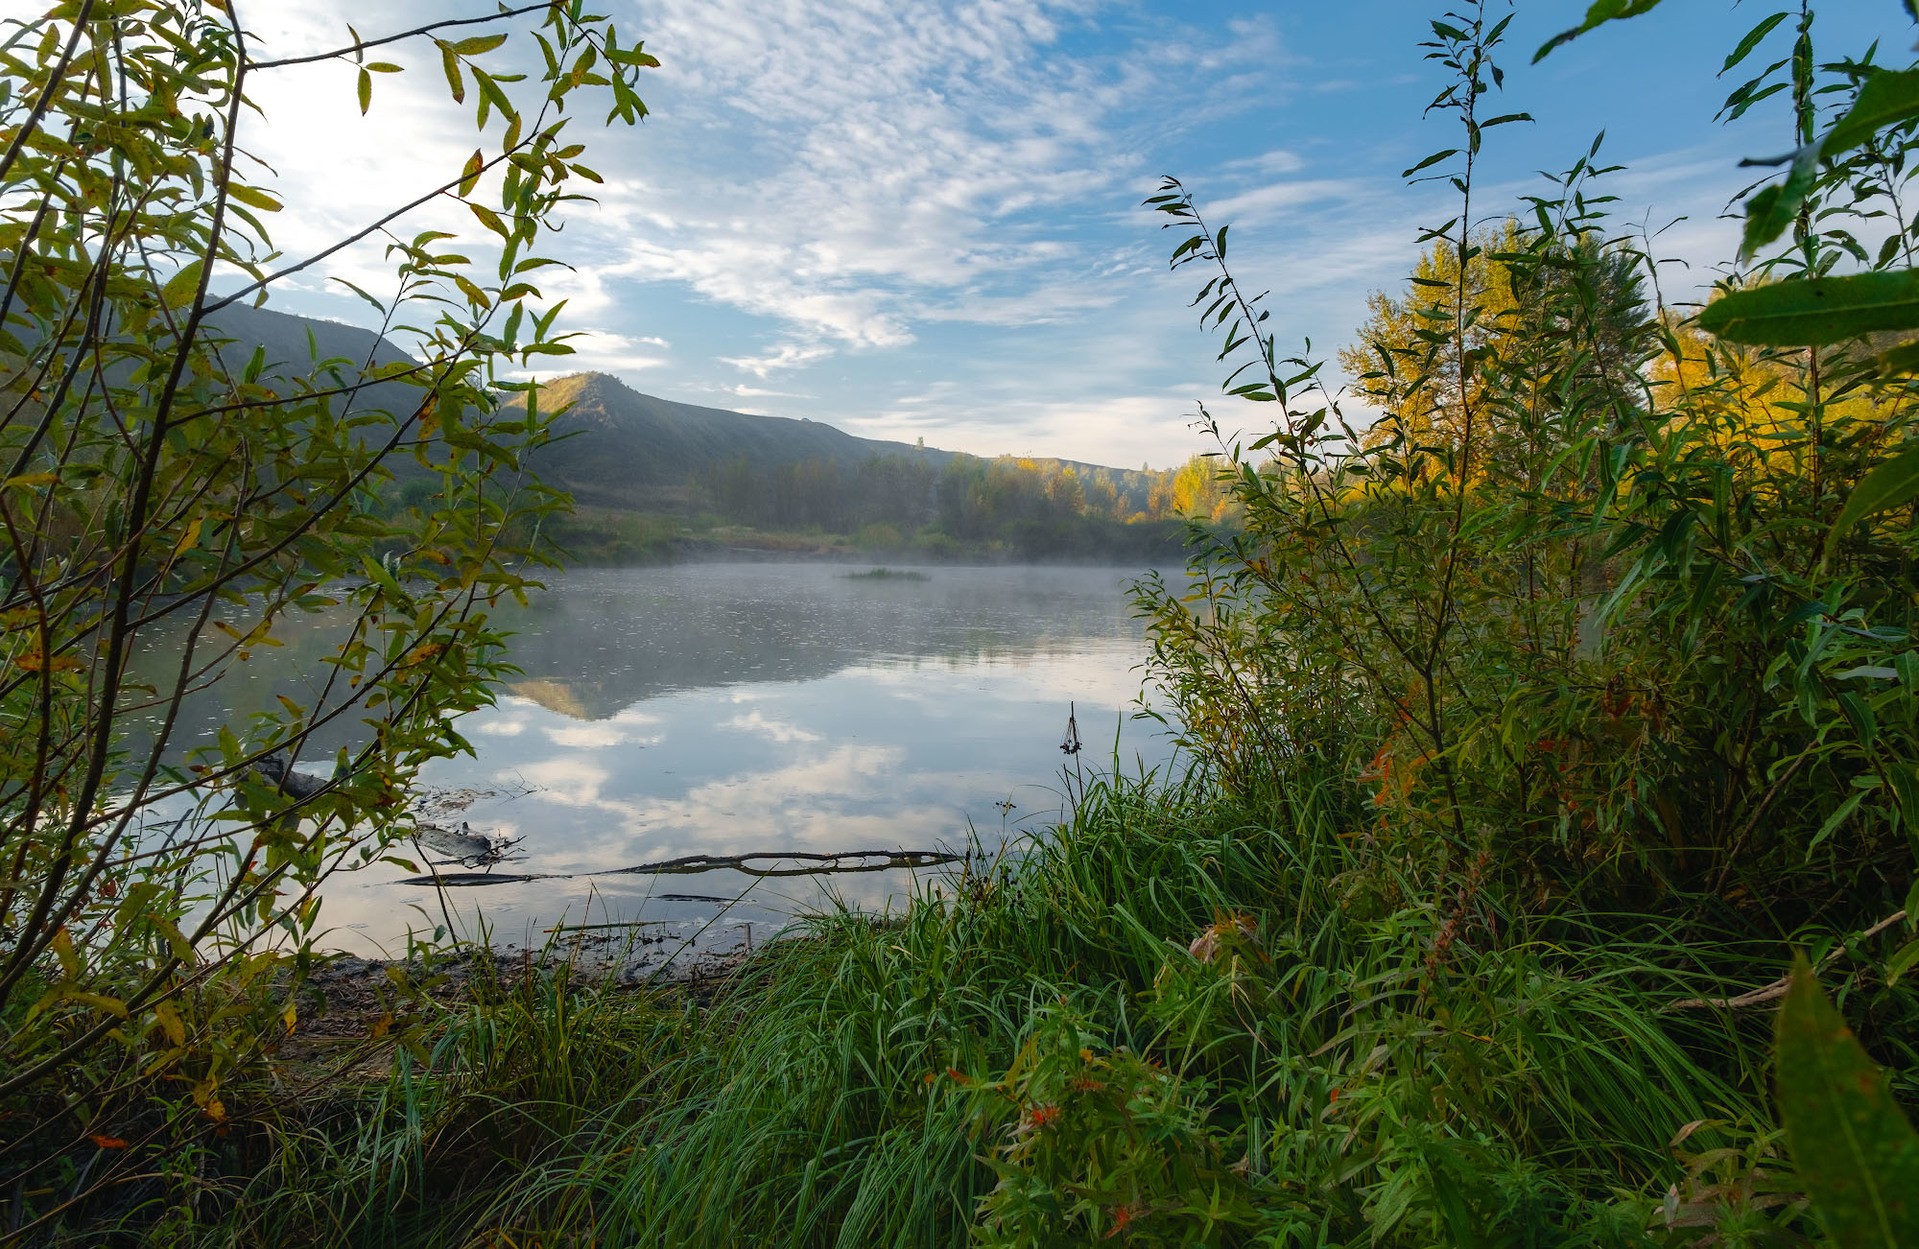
[47,1,1913,468]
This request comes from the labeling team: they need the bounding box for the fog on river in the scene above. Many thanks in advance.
[132,563,1176,968]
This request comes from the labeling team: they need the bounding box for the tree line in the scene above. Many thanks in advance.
[694,449,1239,558]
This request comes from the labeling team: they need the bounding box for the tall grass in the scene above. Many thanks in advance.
[174,754,1808,1247]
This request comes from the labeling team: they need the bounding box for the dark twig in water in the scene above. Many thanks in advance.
[397,848,963,888]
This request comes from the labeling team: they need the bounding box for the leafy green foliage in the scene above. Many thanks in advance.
[1776,958,1919,1246]
[1824,447,1919,565]
[0,0,653,1228]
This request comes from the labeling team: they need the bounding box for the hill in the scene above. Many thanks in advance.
[507,371,1162,515]
[203,302,421,421]
[509,372,954,509]
[194,309,1169,515]
[186,311,1209,560]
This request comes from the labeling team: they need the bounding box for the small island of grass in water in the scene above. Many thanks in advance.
[842,567,929,581]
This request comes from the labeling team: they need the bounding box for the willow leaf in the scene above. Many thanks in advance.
[1533,0,1665,62]
[1776,959,1919,1248]
[1698,271,1919,345]
[1825,68,1919,160]
[1823,447,1919,565]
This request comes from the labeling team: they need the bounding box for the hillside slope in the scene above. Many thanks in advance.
[190,310,1166,514]
[512,373,956,507]
[509,371,1161,514]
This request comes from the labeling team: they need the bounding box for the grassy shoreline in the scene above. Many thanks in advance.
[74,759,1879,1247]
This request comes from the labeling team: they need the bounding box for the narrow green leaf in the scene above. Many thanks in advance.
[1402,149,1459,178]
[1533,0,1666,62]
[1776,958,1919,1247]
[357,66,372,115]
[1740,163,1815,260]
[1722,13,1789,75]
[1808,787,1869,854]
[1824,447,1919,564]
[1699,270,1919,345]
[1888,937,1919,988]
[1876,340,1919,376]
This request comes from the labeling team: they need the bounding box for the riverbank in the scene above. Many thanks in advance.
[535,504,1196,567]
[49,761,1888,1246]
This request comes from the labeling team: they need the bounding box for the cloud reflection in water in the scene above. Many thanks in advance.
[308,563,1172,958]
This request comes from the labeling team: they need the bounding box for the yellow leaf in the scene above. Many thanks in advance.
[2,472,57,488]
[171,516,203,557]
[226,183,282,213]
[459,149,484,197]
[51,927,79,977]
[161,260,204,310]
[451,33,507,56]
[469,202,509,239]
[14,651,82,674]
[154,1001,186,1047]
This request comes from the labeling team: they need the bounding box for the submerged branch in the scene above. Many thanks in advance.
[398,848,964,888]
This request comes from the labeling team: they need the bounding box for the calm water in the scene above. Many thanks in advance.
[141,563,1173,966]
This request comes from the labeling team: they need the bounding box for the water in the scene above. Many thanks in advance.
[138,563,1173,967]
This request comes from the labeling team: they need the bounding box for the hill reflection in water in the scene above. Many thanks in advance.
[146,563,1174,966]
[494,562,1144,721]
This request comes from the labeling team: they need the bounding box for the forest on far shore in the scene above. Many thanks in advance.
[519,448,1240,563]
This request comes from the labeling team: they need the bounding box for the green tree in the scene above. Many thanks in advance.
[0,0,653,1199]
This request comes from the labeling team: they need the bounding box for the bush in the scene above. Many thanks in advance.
[0,1,653,1231]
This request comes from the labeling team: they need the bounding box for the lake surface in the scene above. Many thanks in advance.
[144,563,1174,968]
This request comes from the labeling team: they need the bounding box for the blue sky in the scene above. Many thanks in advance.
[227,2,1906,468]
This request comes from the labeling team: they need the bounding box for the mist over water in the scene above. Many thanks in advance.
[139,563,1175,965]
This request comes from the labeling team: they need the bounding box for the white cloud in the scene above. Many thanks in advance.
[721,710,823,745]
[562,0,1164,367]
[1205,178,1367,225]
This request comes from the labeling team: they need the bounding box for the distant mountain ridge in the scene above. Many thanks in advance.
[508,372,1162,514]
[201,307,1165,513]
[509,372,956,508]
